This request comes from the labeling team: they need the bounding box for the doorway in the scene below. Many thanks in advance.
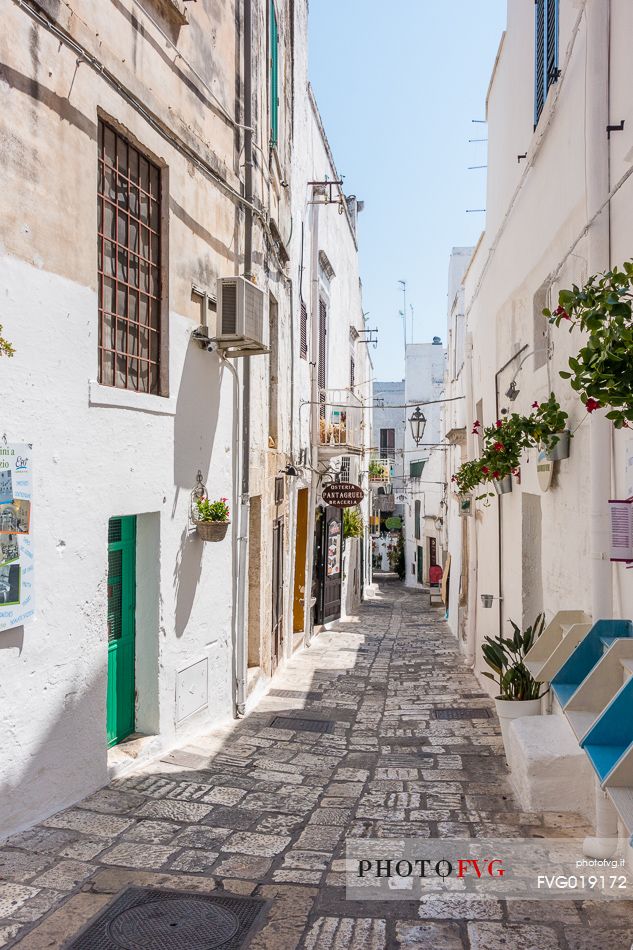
[315,506,343,624]
[417,544,424,585]
[292,488,309,634]
[271,516,284,672]
[107,516,136,747]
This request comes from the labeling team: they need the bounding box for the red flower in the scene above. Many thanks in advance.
[532,401,539,409]
[554,306,571,320]
[495,420,503,429]
[472,420,481,433]
[451,474,457,482]
[493,442,505,452]
[585,398,601,413]
[481,466,489,475]
[492,471,500,479]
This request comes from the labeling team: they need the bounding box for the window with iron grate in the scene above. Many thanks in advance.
[98,120,163,394]
[534,0,559,127]
[300,299,308,359]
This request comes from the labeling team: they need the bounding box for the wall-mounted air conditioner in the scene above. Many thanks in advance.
[213,276,269,356]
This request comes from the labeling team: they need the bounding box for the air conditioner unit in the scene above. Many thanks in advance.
[213,276,268,356]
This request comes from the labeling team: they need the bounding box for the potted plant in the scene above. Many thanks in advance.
[343,506,364,539]
[193,496,230,541]
[369,460,390,481]
[545,263,633,429]
[452,395,569,499]
[482,613,547,760]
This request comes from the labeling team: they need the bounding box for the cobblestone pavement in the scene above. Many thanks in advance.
[1,580,631,949]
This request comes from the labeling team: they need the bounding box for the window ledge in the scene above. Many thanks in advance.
[143,0,189,27]
[89,380,177,416]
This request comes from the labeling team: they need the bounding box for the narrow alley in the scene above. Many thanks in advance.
[0,581,630,949]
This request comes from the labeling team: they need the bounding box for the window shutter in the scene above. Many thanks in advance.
[269,1,279,148]
[318,298,327,417]
[414,500,421,540]
[300,299,308,359]
[535,0,558,127]
[350,355,355,389]
[534,0,546,126]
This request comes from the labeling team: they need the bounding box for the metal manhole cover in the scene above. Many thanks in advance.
[65,887,267,950]
[269,716,334,734]
[432,707,491,720]
[109,899,239,949]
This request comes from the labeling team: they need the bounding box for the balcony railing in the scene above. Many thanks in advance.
[319,389,364,456]
[368,456,396,484]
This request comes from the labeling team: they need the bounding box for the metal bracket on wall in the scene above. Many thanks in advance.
[607,121,625,139]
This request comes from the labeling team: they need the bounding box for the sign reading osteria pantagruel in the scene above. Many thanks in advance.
[321,482,364,508]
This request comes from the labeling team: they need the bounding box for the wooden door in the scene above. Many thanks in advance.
[107,516,136,747]
[322,507,342,624]
[292,489,309,633]
[271,517,284,672]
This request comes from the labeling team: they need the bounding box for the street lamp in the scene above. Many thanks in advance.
[408,406,427,446]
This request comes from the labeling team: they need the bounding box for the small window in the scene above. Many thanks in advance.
[98,120,163,394]
[534,0,559,126]
[269,0,279,148]
[379,428,395,459]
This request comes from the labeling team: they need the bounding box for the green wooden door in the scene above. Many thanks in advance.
[107,516,136,747]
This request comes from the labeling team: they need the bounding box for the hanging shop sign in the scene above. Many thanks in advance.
[0,443,34,632]
[321,482,364,508]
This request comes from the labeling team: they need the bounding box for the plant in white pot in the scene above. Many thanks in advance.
[482,613,547,761]
[193,496,230,541]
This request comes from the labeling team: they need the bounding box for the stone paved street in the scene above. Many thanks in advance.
[0,580,631,949]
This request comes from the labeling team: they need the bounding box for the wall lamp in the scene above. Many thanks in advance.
[408,406,427,446]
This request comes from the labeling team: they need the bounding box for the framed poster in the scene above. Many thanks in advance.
[0,443,34,631]
[326,518,341,577]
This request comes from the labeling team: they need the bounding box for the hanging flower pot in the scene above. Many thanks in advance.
[195,519,230,542]
[190,472,231,542]
[545,429,571,462]
[493,474,513,495]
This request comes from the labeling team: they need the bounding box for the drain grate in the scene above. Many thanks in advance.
[269,716,335,734]
[267,689,323,701]
[432,707,491,721]
[64,887,267,950]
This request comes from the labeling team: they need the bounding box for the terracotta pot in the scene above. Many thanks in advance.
[195,520,230,541]
[545,429,571,462]
[493,474,513,495]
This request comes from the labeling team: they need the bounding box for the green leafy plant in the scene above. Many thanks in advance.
[388,534,406,580]
[545,263,633,428]
[482,613,547,701]
[0,325,14,358]
[195,496,230,523]
[343,506,363,538]
[452,395,568,497]
[369,460,389,479]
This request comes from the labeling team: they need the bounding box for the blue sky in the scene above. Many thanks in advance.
[308,1,507,380]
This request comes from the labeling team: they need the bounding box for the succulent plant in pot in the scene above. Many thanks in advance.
[482,613,547,761]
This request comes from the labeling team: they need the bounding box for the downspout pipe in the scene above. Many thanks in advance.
[303,194,321,648]
[234,0,253,717]
[463,332,477,667]
[583,0,617,859]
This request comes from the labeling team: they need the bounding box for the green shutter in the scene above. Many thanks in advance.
[270,1,279,147]
[410,460,426,478]
[107,516,136,747]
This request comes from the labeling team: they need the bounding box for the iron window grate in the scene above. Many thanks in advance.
[98,120,162,395]
[269,716,335,734]
[431,708,491,721]
[64,886,268,950]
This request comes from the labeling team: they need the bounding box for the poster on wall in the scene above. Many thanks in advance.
[326,519,341,577]
[0,443,34,632]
